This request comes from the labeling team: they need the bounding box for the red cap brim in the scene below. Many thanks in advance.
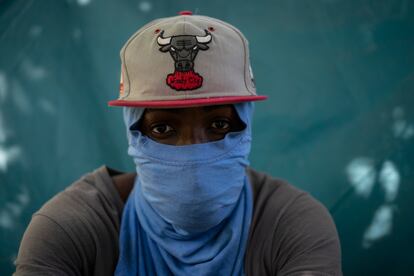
[108,95,267,108]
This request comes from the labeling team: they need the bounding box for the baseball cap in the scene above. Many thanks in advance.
[108,11,267,108]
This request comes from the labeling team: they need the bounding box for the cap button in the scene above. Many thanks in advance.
[178,10,193,15]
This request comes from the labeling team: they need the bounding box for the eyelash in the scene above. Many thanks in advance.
[210,120,230,130]
[151,124,174,134]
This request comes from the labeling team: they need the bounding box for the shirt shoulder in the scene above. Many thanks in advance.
[246,168,342,276]
[15,166,123,276]
[38,166,124,232]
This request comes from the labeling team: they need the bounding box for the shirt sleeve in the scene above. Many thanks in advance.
[273,193,342,276]
[14,213,82,276]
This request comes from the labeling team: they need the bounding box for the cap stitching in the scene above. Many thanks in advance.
[183,16,189,100]
[109,95,266,108]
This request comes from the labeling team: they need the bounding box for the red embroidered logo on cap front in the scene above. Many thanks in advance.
[157,30,212,91]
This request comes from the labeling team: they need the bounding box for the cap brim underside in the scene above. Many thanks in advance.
[108,95,267,108]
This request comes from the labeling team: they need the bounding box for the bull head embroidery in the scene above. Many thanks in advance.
[157,30,212,91]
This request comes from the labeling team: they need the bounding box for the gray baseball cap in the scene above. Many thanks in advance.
[108,11,267,108]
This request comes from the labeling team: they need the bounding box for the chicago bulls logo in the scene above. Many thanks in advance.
[157,30,212,91]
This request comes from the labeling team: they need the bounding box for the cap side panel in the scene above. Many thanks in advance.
[119,19,161,99]
[182,17,250,97]
[204,17,254,95]
[187,16,255,95]
[120,19,166,100]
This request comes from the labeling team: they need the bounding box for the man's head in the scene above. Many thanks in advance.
[116,13,261,240]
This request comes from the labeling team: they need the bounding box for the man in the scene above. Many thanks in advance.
[15,12,342,275]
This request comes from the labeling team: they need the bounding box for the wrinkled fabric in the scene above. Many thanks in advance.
[115,103,254,276]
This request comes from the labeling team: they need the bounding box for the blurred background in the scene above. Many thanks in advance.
[1,0,413,275]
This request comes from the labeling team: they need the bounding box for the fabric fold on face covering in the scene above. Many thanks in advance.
[115,103,254,276]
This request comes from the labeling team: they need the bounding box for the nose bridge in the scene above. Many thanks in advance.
[177,125,207,146]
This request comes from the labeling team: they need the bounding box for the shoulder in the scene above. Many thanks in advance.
[37,166,124,237]
[247,167,317,225]
[15,166,126,276]
[245,167,342,276]
[247,167,308,208]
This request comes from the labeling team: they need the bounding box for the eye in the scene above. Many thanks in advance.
[193,45,198,50]
[151,124,174,134]
[171,47,176,52]
[211,120,230,130]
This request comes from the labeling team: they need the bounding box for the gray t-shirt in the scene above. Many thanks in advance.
[14,166,342,275]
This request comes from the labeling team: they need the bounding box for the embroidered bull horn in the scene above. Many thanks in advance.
[196,30,212,44]
[157,31,171,46]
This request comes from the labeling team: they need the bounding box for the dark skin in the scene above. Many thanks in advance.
[135,104,245,145]
[113,105,245,202]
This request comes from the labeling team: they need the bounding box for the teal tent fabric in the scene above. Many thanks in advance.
[1,0,413,275]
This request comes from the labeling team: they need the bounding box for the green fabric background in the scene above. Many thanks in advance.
[1,0,413,275]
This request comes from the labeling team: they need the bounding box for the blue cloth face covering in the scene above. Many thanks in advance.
[115,103,254,276]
